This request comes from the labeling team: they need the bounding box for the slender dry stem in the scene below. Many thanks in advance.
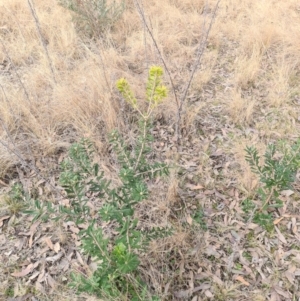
[175,0,221,141]
[27,0,57,84]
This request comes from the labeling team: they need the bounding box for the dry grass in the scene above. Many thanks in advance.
[1,0,300,300]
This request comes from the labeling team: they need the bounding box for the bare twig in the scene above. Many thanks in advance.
[133,0,179,110]
[27,0,57,84]
[139,0,149,70]
[0,38,31,104]
[175,0,221,141]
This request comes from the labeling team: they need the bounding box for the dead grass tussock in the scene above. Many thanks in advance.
[266,56,299,107]
[191,48,219,91]
[233,48,262,89]
[256,107,298,138]
[227,88,257,125]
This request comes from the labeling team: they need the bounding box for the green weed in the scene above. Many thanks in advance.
[244,139,300,231]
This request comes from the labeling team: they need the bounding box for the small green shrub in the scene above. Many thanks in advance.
[244,140,300,231]
[18,66,169,300]
[59,0,125,37]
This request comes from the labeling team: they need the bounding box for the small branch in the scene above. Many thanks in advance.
[134,166,165,177]
[175,0,221,141]
[27,0,57,84]
[139,0,149,70]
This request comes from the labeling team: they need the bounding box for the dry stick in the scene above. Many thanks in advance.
[175,0,221,141]
[139,0,149,70]
[0,38,31,104]
[133,0,179,110]
[27,0,57,84]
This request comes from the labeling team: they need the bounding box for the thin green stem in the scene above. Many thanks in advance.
[134,118,148,171]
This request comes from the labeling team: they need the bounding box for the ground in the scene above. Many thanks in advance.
[1,0,300,300]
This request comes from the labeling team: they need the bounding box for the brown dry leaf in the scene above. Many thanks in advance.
[274,285,290,298]
[61,199,70,207]
[285,266,296,285]
[37,269,46,283]
[205,245,221,258]
[174,290,191,298]
[193,283,211,293]
[47,274,57,289]
[0,179,8,187]
[76,251,85,266]
[0,234,6,245]
[29,221,40,248]
[185,184,204,190]
[273,217,285,225]
[29,271,40,280]
[186,214,193,225]
[235,275,250,286]
[44,237,54,250]
[53,242,60,253]
[11,263,34,277]
[275,226,287,244]
[77,223,88,229]
[291,217,297,234]
[270,290,281,301]
[0,215,10,227]
[57,258,69,272]
[46,252,63,263]
[212,274,223,286]
[164,281,171,295]
[188,271,194,291]
[204,290,214,298]
[70,225,80,234]
[35,281,45,294]
[281,190,294,197]
[179,260,185,277]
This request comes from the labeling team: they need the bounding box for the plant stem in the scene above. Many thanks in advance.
[134,118,148,171]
